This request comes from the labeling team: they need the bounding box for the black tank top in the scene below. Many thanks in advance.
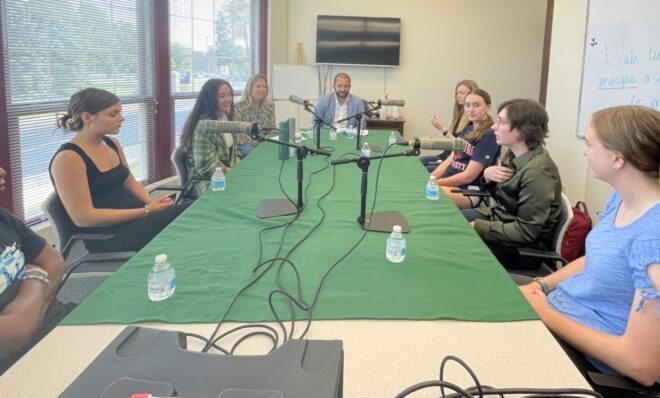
[49,137,143,210]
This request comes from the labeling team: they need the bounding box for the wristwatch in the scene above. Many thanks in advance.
[533,277,550,295]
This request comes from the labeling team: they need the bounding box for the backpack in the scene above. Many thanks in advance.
[561,201,592,262]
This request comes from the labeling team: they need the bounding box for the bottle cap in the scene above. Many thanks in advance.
[392,225,402,233]
[215,167,223,171]
[155,254,168,263]
[429,175,435,180]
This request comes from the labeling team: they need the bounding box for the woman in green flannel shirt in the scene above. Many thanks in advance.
[180,79,240,198]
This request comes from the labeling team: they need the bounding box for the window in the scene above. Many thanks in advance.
[1,0,156,222]
[0,0,264,223]
[169,0,261,144]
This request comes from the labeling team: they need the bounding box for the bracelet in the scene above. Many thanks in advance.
[23,267,49,278]
[533,277,550,295]
[23,274,50,287]
[144,204,150,217]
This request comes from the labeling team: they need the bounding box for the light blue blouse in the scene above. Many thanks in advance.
[548,192,660,373]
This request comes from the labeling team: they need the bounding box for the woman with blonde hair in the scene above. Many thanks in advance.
[421,79,479,170]
[431,79,479,136]
[234,73,276,157]
[520,105,660,392]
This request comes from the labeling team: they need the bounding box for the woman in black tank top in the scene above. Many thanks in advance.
[49,88,189,253]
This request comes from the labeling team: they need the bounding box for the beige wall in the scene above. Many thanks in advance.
[268,0,547,140]
[266,0,611,215]
[545,0,612,216]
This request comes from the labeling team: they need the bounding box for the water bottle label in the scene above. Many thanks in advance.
[169,278,176,289]
[361,149,371,157]
[425,188,438,196]
[211,180,225,190]
[400,247,406,256]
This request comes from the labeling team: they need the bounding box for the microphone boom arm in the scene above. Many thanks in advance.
[300,103,335,151]
[330,149,419,229]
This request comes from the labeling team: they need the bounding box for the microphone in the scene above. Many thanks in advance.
[330,157,356,166]
[378,99,405,107]
[289,95,310,106]
[200,120,253,135]
[395,137,467,151]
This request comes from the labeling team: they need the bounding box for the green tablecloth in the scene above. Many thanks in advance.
[63,130,536,325]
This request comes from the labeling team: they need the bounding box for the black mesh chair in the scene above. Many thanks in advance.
[149,144,189,204]
[42,192,135,275]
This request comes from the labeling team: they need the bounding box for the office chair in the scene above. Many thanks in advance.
[149,144,189,205]
[452,189,573,275]
[42,192,135,275]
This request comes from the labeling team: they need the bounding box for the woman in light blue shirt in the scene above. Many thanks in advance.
[519,105,660,387]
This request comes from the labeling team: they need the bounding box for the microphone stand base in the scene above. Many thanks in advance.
[360,211,410,233]
[257,199,299,218]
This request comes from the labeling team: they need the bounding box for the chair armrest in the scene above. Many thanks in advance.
[517,247,568,265]
[450,188,491,197]
[588,371,660,395]
[61,233,116,259]
[149,184,185,193]
[65,251,136,274]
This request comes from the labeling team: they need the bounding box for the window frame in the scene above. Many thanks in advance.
[0,0,268,223]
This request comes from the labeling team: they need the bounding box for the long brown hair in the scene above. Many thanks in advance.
[180,79,234,148]
[463,88,493,143]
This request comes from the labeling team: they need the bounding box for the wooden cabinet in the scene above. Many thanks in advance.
[366,118,405,136]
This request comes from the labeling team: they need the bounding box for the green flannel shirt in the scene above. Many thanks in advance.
[234,101,276,146]
[474,145,562,248]
[184,115,239,198]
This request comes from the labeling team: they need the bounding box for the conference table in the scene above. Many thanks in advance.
[0,130,591,397]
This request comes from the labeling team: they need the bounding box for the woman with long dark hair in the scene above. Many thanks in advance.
[179,79,240,198]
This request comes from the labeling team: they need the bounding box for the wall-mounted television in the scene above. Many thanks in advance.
[315,15,401,67]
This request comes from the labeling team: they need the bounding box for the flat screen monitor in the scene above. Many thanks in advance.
[316,15,401,67]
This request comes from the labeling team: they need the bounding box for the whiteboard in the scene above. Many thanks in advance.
[272,64,320,100]
[577,0,659,137]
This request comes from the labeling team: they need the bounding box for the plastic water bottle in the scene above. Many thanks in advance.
[294,130,303,143]
[329,129,337,140]
[147,254,176,301]
[360,142,371,157]
[388,131,397,146]
[426,176,440,200]
[346,129,355,139]
[210,167,226,191]
[386,225,406,263]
